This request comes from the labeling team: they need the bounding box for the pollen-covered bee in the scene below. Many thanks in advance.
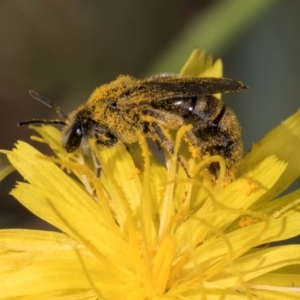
[19,74,246,180]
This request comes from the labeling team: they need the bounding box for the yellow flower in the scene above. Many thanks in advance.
[1,49,300,299]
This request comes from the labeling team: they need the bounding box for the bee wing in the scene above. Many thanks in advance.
[117,75,247,110]
[143,75,247,95]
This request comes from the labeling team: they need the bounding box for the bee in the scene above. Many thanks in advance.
[19,74,246,180]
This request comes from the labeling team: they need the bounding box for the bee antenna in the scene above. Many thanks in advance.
[19,119,67,127]
[29,90,68,120]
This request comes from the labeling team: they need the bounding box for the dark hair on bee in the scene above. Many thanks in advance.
[18,90,67,127]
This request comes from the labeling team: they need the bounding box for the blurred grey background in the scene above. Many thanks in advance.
[0,0,299,229]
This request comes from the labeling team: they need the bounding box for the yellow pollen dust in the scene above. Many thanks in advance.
[238,178,259,196]
[238,215,260,227]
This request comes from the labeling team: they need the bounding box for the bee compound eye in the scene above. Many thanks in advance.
[76,127,82,136]
[65,125,83,153]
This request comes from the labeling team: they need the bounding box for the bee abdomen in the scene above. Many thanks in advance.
[210,104,226,127]
[205,138,243,179]
[196,105,243,178]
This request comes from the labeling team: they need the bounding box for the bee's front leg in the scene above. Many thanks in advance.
[92,130,118,177]
[151,122,192,178]
[91,150,102,177]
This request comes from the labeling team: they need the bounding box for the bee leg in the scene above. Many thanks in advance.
[142,108,184,129]
[151,122,192,178]
[92,131,118,177]
[91,150,102,177]
[142,108,191,177]
[185,130,229,181]
[79,150,101,199]
[185,130,201,157]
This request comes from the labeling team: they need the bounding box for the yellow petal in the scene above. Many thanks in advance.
[0,152,15,181]
[250,267,300,297]
[8,142,136,271]
[176,155,287,248]
[182,213,300,277]
[0,229,79,252]
[29,124,63,153]
[242,111,300,202]
[257,188,300,218]
[179,48,223,78]
[0,252,103,298]
[213,245,300,288]
[97,144,142,221]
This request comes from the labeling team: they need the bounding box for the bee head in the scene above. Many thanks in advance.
[62,110,92,153]
[19,90,90,153]
[63,108,118,151]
